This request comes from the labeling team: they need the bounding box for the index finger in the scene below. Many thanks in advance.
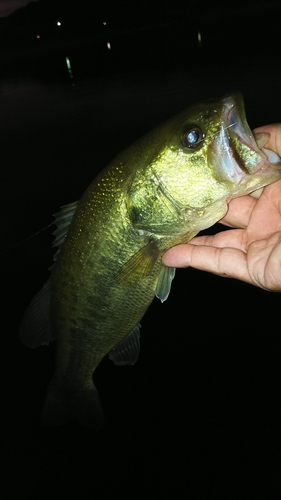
[220,194,257,229]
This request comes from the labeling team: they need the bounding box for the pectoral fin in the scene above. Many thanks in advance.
[155,265,176,303]
[109,324,141,366]
[116,239,159,285]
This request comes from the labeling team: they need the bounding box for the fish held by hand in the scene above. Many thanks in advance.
[20,92,281,428]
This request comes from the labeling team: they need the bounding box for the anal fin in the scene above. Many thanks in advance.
[109,324,141,366]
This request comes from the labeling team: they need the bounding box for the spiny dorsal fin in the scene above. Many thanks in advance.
[52,200,79,262]
[53,201,78,261]
[20,201,79,348]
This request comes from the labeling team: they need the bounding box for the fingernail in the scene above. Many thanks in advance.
[254,132,269,149]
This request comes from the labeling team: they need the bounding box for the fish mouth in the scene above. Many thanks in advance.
[209,92,281,188]
[223,93,258,152]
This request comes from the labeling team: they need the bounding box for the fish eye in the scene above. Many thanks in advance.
[181,127,205,148]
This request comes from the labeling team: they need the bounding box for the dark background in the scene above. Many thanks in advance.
[0,0,280,497]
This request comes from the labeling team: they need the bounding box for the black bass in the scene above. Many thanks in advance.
[20,93,281,428]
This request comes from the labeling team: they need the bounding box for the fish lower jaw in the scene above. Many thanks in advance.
[234,160,281,196]
[251,147,281,175]
[239,154,281,179]
[252,156,281,176]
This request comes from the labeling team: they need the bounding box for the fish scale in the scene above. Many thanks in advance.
[50,167,160,378]
[20,92,281,428]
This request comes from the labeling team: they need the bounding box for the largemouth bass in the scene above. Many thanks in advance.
[20,93,281,428]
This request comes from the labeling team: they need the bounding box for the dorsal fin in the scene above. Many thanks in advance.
[20,200,79,348]
[20,280,54,347]
[52,200,79,263]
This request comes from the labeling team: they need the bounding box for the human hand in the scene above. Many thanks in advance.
[162,124,281,291]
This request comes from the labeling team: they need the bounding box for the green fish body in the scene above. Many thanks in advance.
[20,93,281,428]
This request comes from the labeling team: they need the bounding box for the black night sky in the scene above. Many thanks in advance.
[0,1,280,497]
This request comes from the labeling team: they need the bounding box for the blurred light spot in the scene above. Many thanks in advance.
[198,31,201,46]
[107,42,111,50]
[36,34,40,39]
[65,56,71,71]
[103,21,107,25]
[65,56,75,88]
[57,21,61,26]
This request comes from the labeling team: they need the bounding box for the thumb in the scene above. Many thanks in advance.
[254,123,281,158]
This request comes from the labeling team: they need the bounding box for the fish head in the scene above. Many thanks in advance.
[205,92,281,194]
[127,92,281,237]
